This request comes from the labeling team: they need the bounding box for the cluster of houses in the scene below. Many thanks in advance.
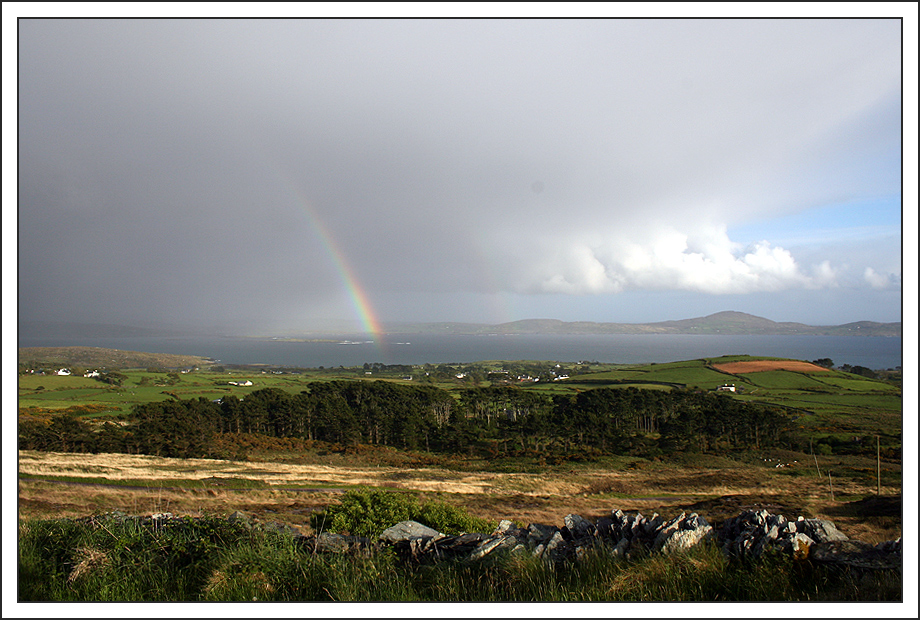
[24,368,102,377]
[486,365,571,384]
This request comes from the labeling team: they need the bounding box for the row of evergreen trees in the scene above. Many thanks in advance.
[19,381,796,459]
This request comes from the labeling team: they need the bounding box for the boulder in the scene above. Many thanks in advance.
[527,523,559,545]
[797,518,849,543]
[468,536,508,561]
[302,532,375,555]
[539,530,573,562]
[652,513,712,554]
[809,540,901,570]
[563,513,597,540]
[263,521,300,537]
[227,511,252,528]
[492,519,515,536]
[875,538,901,555]
[379,520,443,543]
[659,528,712,554]
[790,533,814,560]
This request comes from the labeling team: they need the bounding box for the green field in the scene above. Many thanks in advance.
[563,360,744,390]
[18,351,902,449]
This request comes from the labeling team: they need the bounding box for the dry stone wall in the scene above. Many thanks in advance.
[318,508,901,570]
[82,507,902,571]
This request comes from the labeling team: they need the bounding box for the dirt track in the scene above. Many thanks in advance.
[711,360,829,374]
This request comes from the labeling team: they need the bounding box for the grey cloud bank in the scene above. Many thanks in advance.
[16,18,904,334]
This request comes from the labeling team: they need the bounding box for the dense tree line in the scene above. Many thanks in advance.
[18,381,796,460]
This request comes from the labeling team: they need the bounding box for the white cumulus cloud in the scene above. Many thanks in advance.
[532,225,834,296]
[863,266,899,290]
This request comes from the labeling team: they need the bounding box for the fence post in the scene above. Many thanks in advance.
[811,438,821,478]
[877,436,881,496]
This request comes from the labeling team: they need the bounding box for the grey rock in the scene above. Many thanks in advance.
[379,520,443,543]
[643,513,663,535]
[306,532,375,555]
[652,513,712,554]
[875,538,901,554]
[612,537,630,557]
[564,514,596,539]
[790,533,815,559]
[563,518,603,551]
[527,523,558,544]
[469,536,507,561]
[683,513,709,531]
[657,527,712,554]
[651,513,684,548]
[448,532,488,547]
[227,511,252,527]
[798,518,848,543]
[595,516,614,540]
[543,531,573,562]
[263,521,299,537]
[493,519,515,536]
[809,540,901,570]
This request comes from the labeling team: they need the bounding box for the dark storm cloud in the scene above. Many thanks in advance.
[16,17,903,330]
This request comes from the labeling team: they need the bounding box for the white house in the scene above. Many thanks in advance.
[84,370,100,378]
[56,368,71,376]
[717,384,736,392]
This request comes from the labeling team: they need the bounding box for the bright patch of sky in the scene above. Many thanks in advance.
[729,196,902,248]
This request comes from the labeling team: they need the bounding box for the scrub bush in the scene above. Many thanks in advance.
[309,489,494,538]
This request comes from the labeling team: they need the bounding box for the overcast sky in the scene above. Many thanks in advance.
[11,14,913,334]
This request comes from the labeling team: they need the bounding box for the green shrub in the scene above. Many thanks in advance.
[310,489,494,538]
[311,490,417,538]
[414,498,495,535]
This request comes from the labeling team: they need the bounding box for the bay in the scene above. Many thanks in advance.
[18,333,902,370]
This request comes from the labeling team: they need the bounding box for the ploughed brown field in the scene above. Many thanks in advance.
[711,360,830,374]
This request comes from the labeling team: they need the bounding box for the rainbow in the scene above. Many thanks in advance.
[299,198,386,340]
[262,158,386,355]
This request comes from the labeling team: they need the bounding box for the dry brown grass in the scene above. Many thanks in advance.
[17,450,588,496]
[17,450,900,543]
[67,546,110,583]
[711,360,829,374]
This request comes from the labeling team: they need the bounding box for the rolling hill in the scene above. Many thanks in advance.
[385,311,901,337]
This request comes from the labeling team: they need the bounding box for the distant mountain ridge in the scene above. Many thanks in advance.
[19,312,902,339]
[386,311,901,337]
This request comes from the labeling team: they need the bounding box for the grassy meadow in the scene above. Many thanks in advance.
[16,348,903,602]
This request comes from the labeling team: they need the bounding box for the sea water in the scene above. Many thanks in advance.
[17,333,903,370]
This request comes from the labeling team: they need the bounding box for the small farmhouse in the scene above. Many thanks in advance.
[717,384,736,392]
[56,368,72,376]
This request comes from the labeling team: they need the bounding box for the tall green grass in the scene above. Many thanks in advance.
[18,515,901,602]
